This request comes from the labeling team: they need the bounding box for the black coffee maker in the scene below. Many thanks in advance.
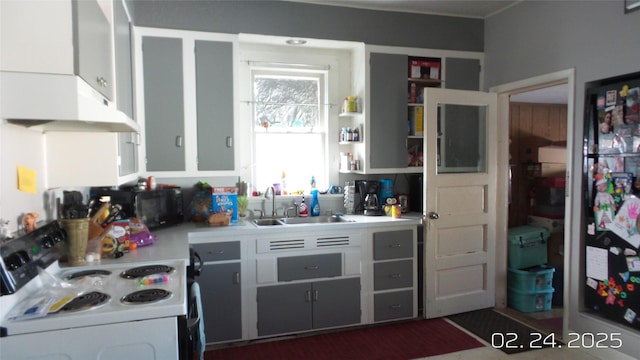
[356,180,382,216]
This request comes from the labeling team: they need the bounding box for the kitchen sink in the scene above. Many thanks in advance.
[252,218,283,226]
[251,215,354,226]
[278,215,354,225]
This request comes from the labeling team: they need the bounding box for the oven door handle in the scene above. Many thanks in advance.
[187,281,205,359]
[187,283,202,330]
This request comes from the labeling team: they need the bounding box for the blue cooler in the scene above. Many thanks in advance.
[508,225,549,269]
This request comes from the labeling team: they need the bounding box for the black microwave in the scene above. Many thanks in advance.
[89,187,184,229]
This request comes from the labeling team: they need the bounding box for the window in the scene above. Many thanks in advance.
[251,67,328,194]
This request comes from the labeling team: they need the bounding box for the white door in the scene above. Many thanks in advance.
[423,88,498,318]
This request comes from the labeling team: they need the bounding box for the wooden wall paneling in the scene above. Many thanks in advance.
[508,102,568,227]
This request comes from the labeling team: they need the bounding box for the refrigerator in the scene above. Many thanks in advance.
[584,71,640,331]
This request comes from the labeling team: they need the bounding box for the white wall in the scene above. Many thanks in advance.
[485,1,640,358]
[0,123,49,233]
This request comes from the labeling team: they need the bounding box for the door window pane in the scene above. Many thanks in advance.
[438,104,487,173]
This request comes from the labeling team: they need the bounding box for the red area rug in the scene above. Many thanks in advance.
[206,318,484,360]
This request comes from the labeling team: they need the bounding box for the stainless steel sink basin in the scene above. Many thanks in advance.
[252,218,283,226]
[251,215,354,226]
[278,215,354,225]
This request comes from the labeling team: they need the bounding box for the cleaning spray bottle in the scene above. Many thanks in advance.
[310,189,320,217]
[298,197,309,217]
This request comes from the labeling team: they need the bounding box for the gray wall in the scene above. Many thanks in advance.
[129,0,483,52]
[485,1,640,357]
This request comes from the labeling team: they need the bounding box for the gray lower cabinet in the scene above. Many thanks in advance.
[372,229,415,322]
[257,277,361,336]
[192,241,242,343]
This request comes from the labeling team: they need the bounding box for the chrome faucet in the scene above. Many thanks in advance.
[264,186,276,217]
[285,202,298,218]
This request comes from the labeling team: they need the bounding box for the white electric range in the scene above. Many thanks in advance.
[0,221,189,360]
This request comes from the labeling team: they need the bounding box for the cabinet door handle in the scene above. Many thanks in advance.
[304,265,319,270]
[96,76,108,87]
[313,289,319,302]
[390,273,402,279]
[389,243,401,248]
[226,136,233,148]
[305,290,312,302]
[175,136,183,147]
[390,304,402,309]
[233,272,240,285]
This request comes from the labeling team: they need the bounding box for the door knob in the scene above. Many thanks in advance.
[428,212,439,219]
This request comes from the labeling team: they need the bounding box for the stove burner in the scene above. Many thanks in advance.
[120,265,174,279]
[120,289,172,305]
[60,291,111,312]
[66,269,112,280]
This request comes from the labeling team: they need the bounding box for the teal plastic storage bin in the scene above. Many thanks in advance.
[508,225,549,269]
[508,287,554,312]
[508,266,554,292]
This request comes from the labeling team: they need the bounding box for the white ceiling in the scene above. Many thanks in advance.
[285,0,522,19]
[510,84,569,104]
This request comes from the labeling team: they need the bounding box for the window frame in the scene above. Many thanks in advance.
[237,43,349,196]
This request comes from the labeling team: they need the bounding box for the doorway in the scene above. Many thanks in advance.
[491,69,575,340]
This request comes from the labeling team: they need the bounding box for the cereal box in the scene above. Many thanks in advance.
[211,187,238,223]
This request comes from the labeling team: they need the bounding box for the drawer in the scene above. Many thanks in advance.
[374,290,414,321]
[373,230,413,260]
[191,241,240,262]
[278,253,341,281]
[374,259,413,290]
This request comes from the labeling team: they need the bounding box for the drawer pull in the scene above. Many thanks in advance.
[389,243,402,248]
[390,273,402,279]
[390,304,402,309]
[208,250,224,255]
[304,265,319,270]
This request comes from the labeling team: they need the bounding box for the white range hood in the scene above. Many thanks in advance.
[1,71,139,133]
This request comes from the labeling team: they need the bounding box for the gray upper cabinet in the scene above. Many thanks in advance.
[195,40,235,171]
[441,57,481,168]
[369,52,408,170]
[114,0,134,119]
[136,29,237,175]
[365,49,482,173]
[114,0,137,177]
[444,57,480,91]
[74,0,114,100]
[142,36,186,172]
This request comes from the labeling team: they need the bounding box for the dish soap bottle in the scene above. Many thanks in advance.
[310,189,320,217]
[298,197,309,217]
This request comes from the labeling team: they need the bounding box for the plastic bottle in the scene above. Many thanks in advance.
[298,197,309,217]
[281,170,287,195]
[310,189,320,217]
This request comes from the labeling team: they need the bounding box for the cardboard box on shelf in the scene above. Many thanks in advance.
[540,162,566,177]
[538,145,566,163]
[527,215,564,233]
[410,106,424,136]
